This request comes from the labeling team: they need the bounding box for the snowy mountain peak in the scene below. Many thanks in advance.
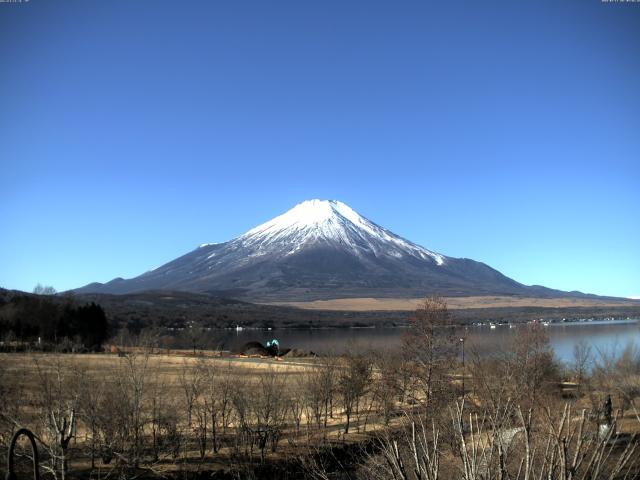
[239,199,446,265]
[75,199,542,300]
[244,199,360,235]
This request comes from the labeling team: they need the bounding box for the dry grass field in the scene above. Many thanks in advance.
[0,352,317,386]
[2,318,639,480]
[0,350,391,478]
[271,295,640,311]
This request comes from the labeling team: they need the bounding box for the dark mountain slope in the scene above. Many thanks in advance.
[75,200,595,301]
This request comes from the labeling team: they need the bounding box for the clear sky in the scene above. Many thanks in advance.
[1,0,638,298]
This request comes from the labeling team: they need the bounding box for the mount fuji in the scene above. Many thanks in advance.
[76,200,569,301]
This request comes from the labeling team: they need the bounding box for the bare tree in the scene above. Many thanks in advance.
[302,368,325,433]
[364,416,440,480]
[509,322,559,408]
[32,357,78,480]
[114,352,150,468]
[193,359,237,456]
[361,400,639,480]
[252,369,289,461]
[572,340,593,381]
[148,364,179,462]
[75,366,105,470]
[592,342,640,425]
[230,376,254,459]
[373,350,407,425]
[338,352,372,434]
[0,360,24,454]
[179,360,203,428]
[302,360,337,435]
[403,296,456,411]
[33,284,57,295]
[193,384,209,459]
[290,373,307,435]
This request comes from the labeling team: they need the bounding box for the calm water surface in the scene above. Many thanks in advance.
[218,320,640,364]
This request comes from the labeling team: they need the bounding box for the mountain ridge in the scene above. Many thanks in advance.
[75,200,599,301]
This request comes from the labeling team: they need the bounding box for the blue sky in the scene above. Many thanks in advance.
[1,0,638,298]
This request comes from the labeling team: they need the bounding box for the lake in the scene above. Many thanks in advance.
[217,319,640,364]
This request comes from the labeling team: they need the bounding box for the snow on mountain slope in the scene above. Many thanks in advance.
[75,199,539,300]
[236,199,445,265]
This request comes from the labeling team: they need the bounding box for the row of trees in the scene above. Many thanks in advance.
[0,291,108,350]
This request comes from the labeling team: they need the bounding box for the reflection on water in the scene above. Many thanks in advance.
[216,320,640,364]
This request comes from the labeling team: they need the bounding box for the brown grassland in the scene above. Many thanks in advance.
[272,295,640,311]
[1,298,639,479]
